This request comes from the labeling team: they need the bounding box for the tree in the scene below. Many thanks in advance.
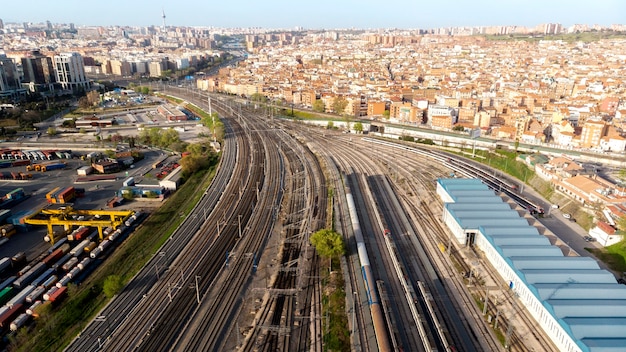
[382,110,390,119]
[103,275,123,298]
[514,138,520,152]
[86,90,100,107]
[312,99,325,113]
[249,93,267,103]
[617,216,626,232]
[353,121,363,133]
[326,121,334,130]
[332,97,348,115]
[310,229,345,258]
[47,127,57,136]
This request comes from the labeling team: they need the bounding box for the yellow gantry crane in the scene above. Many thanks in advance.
[24,205,134,244]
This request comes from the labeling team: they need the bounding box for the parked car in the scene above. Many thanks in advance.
[551,204,559,209]
[563,213,571,219]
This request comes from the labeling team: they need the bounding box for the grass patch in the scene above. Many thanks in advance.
[589,241,626,274]
[12,161,218,351]
[322,257,350,351]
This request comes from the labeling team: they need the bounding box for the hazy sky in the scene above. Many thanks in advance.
[3,0,625,29]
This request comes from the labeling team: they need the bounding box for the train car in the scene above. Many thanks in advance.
[0,303,23,329]
[42,247,66,267]
[26,300,43,317]
[10,313,29,331]
[48,237,68,253]
[6,285,35,308]
[0,277,16,292]
[47,285,67,303]
[89,247,102,259]
[70,239,90,257]
[0,257,11,273]
[56,275,71,288]
[77,257,91,271]
[84,241,97,253]
[67,266,81,279]
[31,268,55,287]
[25,286,46,304]
[13,262,46,289]
[42,275,58,290]
[53,253,73,272]
[0,286,13,305]
[42,286,58,301]
[61,257,79,272]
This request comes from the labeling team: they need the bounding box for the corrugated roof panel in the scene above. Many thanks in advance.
[520,269,617,285]
[563,317,626,339]
[479,226,540,236]
[490,236,551,247]
[531,283,626,301]
[510,257,600,271]
[459,218,530,229]
[446,203,512,211]
[448,190,496,201]
[450,210,521,219]
[499,245,563,257]
[579,337,626,351]
[546,299,626,318]
[453,196,504,203]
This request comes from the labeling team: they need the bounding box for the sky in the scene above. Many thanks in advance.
[3,0,625,29]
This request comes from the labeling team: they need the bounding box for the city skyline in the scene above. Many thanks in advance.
[2,0,626,29]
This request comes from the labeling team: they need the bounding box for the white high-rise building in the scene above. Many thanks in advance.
[54,52,90,91]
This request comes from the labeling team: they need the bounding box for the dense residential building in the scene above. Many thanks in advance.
[0,53,22,97]
[53,52,90,91]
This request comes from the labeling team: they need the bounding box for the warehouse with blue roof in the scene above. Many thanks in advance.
[437,178,626,352]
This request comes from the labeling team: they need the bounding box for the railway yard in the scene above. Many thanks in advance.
[0,83,569,351]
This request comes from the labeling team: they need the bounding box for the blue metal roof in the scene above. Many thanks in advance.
[445,203,512,212]
[438,178,626,352]
[530,283,626,301]
[510,257,600,270]
[479,226,540,236]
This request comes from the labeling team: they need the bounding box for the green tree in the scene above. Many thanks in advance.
[332,97,348,115]
[382,110,390,119]
[310,229,345,258]
[186,143,204,156]
[47,127,57,136]
[312,100,325,113]
[249,93,267,103]
[617,216,626,232]
[353,121,363,133]
[326,121,334,130]
[103,275,123,298]
[515,138,520,152]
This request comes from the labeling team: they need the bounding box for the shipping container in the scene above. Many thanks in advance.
[6,188,25,200]
[45,187,61,202]
[68,227,91,242]
[41,163,66,172]
[77,166,93,176]
[122,177,135,187]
